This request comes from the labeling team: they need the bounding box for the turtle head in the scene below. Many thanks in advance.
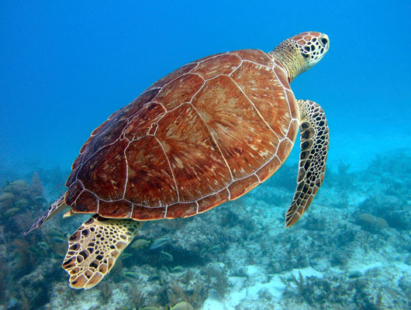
[270,32,329,82]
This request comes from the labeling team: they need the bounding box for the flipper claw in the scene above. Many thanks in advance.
[24,194,66,235]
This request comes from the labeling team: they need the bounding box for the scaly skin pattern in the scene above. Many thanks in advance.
[62,215,142,289]
[285,100,329,227]
[25,32,330,290]
[64,49,300,221]
[269,31,329,82]
[24,194,65,235]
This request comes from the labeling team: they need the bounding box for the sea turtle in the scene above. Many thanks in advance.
[26,31,330,289]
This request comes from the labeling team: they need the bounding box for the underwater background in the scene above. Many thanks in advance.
[1,0,410,309]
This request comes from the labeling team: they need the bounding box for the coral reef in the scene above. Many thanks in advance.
[0,152,410,309]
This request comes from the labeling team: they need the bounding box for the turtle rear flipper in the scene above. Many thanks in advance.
[24,194,67,235]
[285,100,329,227]
[62,215,142,289]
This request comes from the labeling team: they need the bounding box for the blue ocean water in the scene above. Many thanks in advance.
[1,1,411,309]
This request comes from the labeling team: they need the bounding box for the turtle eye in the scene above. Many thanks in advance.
[321,38,328,46]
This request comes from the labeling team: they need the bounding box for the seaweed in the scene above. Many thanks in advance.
[20,289,31,310]
[130,286,145,306]
[351,278,382,310]
[100,283,113,305]
[289,272,315,305]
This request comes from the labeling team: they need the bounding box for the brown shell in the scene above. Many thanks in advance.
[65,49,299,220]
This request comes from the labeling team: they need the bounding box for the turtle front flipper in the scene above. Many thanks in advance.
[62,215,142,289]
[24,194,67,235]
[285,100,329,227]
